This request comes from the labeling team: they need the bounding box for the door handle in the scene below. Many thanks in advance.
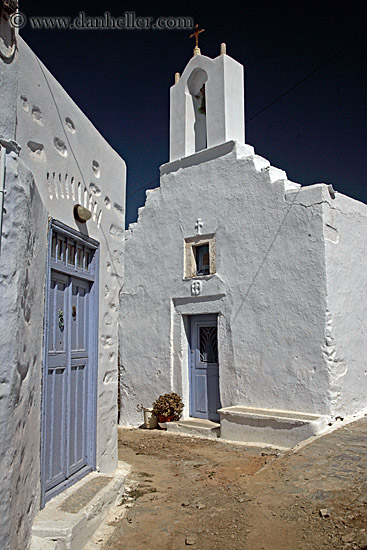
[58,309,64,331]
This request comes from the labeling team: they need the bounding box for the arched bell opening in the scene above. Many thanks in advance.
[187,68,208,153]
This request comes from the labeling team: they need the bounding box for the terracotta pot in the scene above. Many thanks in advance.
[157,414,175,423]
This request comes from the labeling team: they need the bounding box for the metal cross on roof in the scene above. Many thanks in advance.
[190,24,205,56]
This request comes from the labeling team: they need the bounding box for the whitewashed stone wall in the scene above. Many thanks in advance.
[0,155,48,550]
[119,140,367,426]
[1,28,125,550]
[15,37,126,473]
[323,194,367,416]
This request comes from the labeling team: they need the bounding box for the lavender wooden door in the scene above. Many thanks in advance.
[44,271,69,493]
[69,277,90,477]
[190,314,221,422]
[42,222,98,506]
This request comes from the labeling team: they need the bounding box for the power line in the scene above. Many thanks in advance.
[35,57,87,190]
[126,177,160,198]
[246,36,357,124]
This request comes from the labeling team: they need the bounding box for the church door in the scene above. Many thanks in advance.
[190,314,221,422]
[41,221,99,506]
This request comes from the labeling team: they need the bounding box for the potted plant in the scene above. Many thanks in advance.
[152,392,184,423]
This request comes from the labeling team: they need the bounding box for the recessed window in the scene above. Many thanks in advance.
[67,242,76,266]
[57,237,64,262]
[50,229,93,273]
[184,234,215,279]
[77,247,83,269]
[195,244,210,276]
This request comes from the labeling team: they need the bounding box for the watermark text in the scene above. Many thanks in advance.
[10,12,194,31]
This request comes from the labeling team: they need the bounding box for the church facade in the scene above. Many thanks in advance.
[119,46,367,445]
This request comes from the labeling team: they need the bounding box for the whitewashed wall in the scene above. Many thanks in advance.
[16,37,126,474]
[120,141,336,426]
[323,193,367,416]
[0,155,48,550]
[0,30,125,550]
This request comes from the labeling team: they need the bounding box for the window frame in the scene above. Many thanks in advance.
[184,234,216,279]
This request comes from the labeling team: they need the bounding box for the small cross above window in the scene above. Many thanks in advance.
[195,218,203,234]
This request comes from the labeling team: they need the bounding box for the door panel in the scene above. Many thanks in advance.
[44,368,67,490]
[68,278,90,474]
[207,365,221,419]
[194,373,208,414]
[190,315,221,421]
[43,228,96,505]
[68,362,87,476]
[71,279,89,357]
[45,273,69,492]
[71,285,78,352]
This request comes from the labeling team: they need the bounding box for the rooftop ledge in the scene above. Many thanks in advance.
[160,140,254,176]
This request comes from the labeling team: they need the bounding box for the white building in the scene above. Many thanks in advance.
[119,45,367,447]
[0,9,125,549]
[1,5,367,548]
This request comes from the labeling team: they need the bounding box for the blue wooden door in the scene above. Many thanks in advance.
[69,277,90,476]
[190,315,221,421]
[42,223,98,505]
[44,271,69,492]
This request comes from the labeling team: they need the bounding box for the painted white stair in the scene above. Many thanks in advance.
[218,406,328,449]
[31,462,130,550]
[165,418,220,439]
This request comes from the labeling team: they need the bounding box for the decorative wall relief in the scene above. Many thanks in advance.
[53,137,67,157]
[191,280,202,296]
[65,117,76,133]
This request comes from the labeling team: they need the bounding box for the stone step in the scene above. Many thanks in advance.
[218,406,329,449]
[31,461,130,550]
[165,418,220,440]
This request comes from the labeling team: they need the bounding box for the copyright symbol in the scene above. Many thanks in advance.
[10,12,27,29]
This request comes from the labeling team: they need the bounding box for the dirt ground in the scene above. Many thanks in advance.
[99,420,367,550]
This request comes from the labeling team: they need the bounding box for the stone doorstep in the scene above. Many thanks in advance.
[165,418,220,439]
[218,406,329,449]
[31,461,131,550]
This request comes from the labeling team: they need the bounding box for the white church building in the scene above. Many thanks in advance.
[1,4,366,550]
[119,44,367,444]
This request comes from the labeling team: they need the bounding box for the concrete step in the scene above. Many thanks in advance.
[218,406,329,449]
[165,418,220,440]
[31,461,130,550]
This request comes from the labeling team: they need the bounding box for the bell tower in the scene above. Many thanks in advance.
[169,43,245,162]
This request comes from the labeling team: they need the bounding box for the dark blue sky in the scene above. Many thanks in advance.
[20,0,366,227]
